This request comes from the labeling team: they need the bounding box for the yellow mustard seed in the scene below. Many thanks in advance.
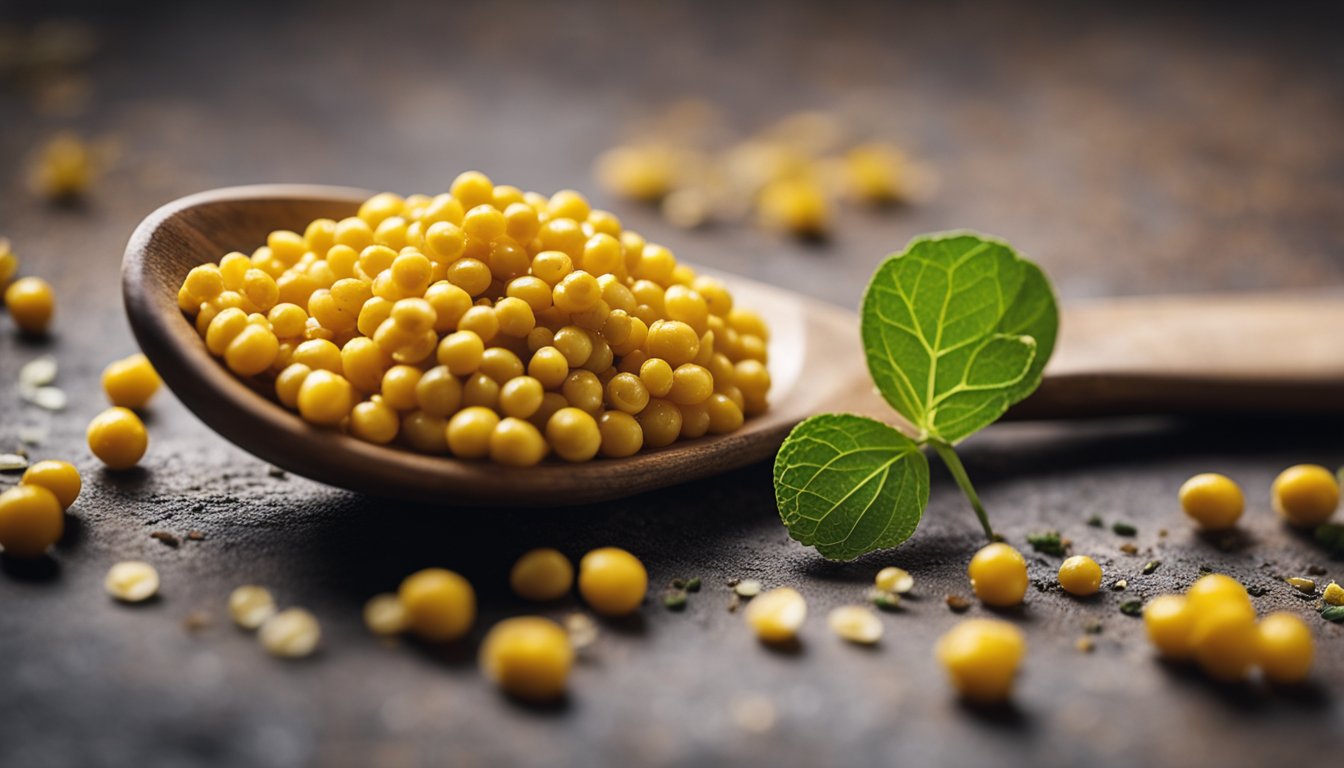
[87,407,148,470]
[399,567,475,641]
[363,593,410,636]
[1272,464,1339,528]
[5,276,55,335]
[229,585,277,629]
[297,370,355,426]
[967,542,1028,607]
[105,561,159,603]
[1323,582,1344,606]
[745,587,807,643]
[1179,473,1243,531]
[546,407,601,462]
[1257,612,1314,684]
[259,608,321,658]
[1186,573,1254,618]
[1143,594,1196,660]
[1057,555,1103,597]
[936,618,1025,704]
[827,605,882,645]
[874,566,914,595]
[350,398,399,444]
[1190,603,1258,682]
[480,616,574,702]
[597,411,643,458]
[578,547,647,616]
[20,459,81,510]
[0,484,64,558]
[510,548,575,602]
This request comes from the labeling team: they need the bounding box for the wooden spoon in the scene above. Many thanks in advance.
[122,185,1344,504]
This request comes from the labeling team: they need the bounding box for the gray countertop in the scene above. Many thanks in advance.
[2,1,1343,766]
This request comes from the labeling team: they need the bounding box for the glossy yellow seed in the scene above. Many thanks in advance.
[228,585,277,629]
[936,619,1025,703]
[399,567,475,641]
[967,543,1028,607]
[291,338,342,373]
[704,393,744,434]
[480,616,574,702]
[259,608,321,658]
[401,410,449,453]
[510,548,575,601]
[268,302,308,338]
[553,270,601,314]
[1186,573,1254,618]
[1179,473,1244,531]
[745,587,807,643]
[578,547,647,616]
[462,372,501,410]
[340,337,388,393]
[645,320,700,367]
[1257,612,1313,684]
[350,398,399,444]
[451,171,494,210]
[639,358,674,398]
[225,324,280,376]
[414,366,463,418]
[828,605,883,645]
[1324,582,1344,606]
[445,406,499,459]
[667,363,713,405]
[0,485,64,558]
[20,459,81,511]
[363,593,410,636]
[105,561,160,603]
[561,370,603,415]
[457,304,499,343]
[499,376,545,419]
[87,407,148,470]
[637,399,682,448]
[490,417,548,467]
[606,372,650,414]
[379,365,422,411]
[598,411,643,458]
[275,364,311,409]
[480,347,525,383]
[553,325,593,368]
[1190,604,1258,682]
[1143,594,1196,660]
[297,370,355,426]
[5,276,55,334]
[1057,555,1103,597]
[546,407,601,462]
[1272,464,1339,527]
[528,346,570,390]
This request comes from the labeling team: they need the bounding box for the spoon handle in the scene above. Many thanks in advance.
[1010,291,1344,418]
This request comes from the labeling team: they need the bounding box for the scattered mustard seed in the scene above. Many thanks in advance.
[228,585,277,630]
[1112,579,1128,591]
[564,613,599,649]
[734,579,762,598]
[258,608,321,658]
[874,566,914,594]
[364,593,410,636]
[1076,637,1096,653]
[1323,582,1344,606]
[827,606,883,645]
[1286,577,1316,594]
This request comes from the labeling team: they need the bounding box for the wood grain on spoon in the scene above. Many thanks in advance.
[122,186,1344,504]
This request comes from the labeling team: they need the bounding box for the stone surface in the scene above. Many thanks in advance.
[2,2,1343,766]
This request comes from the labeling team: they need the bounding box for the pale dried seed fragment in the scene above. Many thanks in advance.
[565,612,599,649]
[744,587,806,642]
[259,608,321,658]
[228,585,277,629]
[27,386,67,411]
[0,453,28,472]
[874,566,914,594]
[363,593,409,636]
[105,561,159,602]
[1324,582,1344,606]
[1286,576,1316,594]
[18,356,57,389]
[734,579,762,598]
[827,606,883,644]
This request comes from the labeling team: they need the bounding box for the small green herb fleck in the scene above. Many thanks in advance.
[1119,600,1143,617]
[685,577,701,593]
[866,588,902,611]
[663,591,687,610]
[1321,605,1344,622]
[1141,560,1160,575]
[1087,515,1104,528]
[1112,522,1137,537]
[1026,530,1067,557]
[670,579,686,590]
[1112,579,1128,591]
[1315,523,1344,559]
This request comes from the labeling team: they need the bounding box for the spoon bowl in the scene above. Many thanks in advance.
[124,185,1344,504]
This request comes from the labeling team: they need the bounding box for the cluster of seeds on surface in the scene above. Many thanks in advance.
[176,174,771,465]
[228,584,322,658]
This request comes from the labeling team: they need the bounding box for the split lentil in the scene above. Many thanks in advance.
[105,561,159,602]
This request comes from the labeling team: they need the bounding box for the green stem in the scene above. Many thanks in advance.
[930,439,995,541]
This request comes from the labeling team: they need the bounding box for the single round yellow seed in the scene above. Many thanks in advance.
[645,320,700,367]
[874,566,914,594]
[259,608,321,658]
[20,459,81,510]
[0,485,64,558]
[490,417,548,467]
[936,618,1025,703]
[1272,464,1339,527]
[229,585,277,629]
[499,376,545,419]
[364,593,410,636]
[101,353,162,409]
[745,587,808,643]
[598,411,643,458]
[349,398,400,444]
[510,548,575,602]
[828,605,882,645]
[297,370,355,426]
[480,616,574,702]
[1179,473,1244,531]
[546,407,601,462]
[1057,555,1103,597]
[1257,611,1314,684]
[399,567,475,641]
[1186,573,1254,618]
[105,561,159,603]
[967,543,1028,607]
[1190,603,1258,682]
[447,407,500,459]
[578,547,647,616]
[636,398,682,449]
[1143,594,1197,660]
[224,324,280,376]
[5,276,55,335]
[87,407,148,470]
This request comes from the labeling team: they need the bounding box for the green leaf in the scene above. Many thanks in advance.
[1322,605,1344,623]
[860,231,1059,443]
[773,414,930,561]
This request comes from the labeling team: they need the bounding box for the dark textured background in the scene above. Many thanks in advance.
[2,1,1344,766]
